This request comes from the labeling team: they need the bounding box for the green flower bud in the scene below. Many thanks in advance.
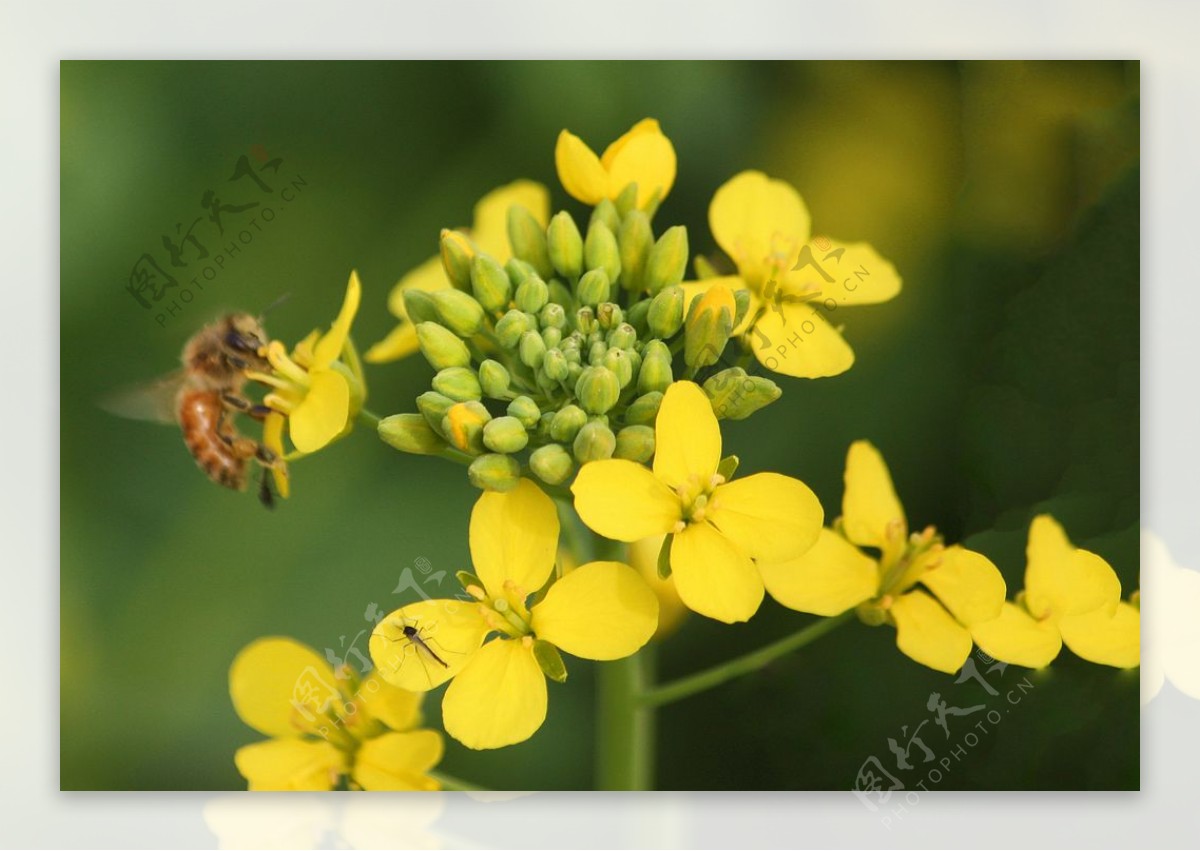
[378,413,446,455]
[507,395,541,428]
[470,254,512,313]
[566,361,583,386]
[625,391,663,425]
[541,326,563,349]
[546,211,584,280]
[519,330,547,369]
[532,639,567,683]
[589,198,620,235]
[586,340,606,366]
[547,279,573,308]
[439,229,475,291]
[536,411,555,439]
[625,299,650,336]
[614,424,656,463]
[468,453,522,492]
[560,337,582,365]
[684,284,735,371]
[432,366,482,402]
[442,400,490,454]
[515,275,549,314]
[430,288,485,336]
[573,420,616,463]
[603,348,634,388]
[494,308,534,349]
[577,269,610,307]
[576,365,621,415]
[733,288,753,329]
[637,340,673,394]
[643,226,689,295]
[478,359,513,399]
[617,210,653,292]
[540,302,567,330]
[584,222,621,285]
[648,285,685,338]
[416,321,471,370]
[549,404,587,442]
[416,391,455,436]
[505,257,538,286]
[704,368,782,420]
[607,322,637,351]
[507,204,553,279]
[575,306,597,336]
[596,302,623,330]
[542,347,570,383]
[482,415,529,454]
[529,444,574,486]
[402,288,440,325]
[613,182,639,217]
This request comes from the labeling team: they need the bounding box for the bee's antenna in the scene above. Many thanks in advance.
[258,293,292,321]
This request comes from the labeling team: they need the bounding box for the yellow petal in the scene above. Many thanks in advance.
[1024,515,1121,620]
[890,590,973,674]
[670,521,763,623]
[313,270,362,370]
[749,296,855,379]
[602,120,676,208]
[841,440,907,558]
[364,323,420,364]
[234,739,343,791]
[352,731,443,791]
[681,276,758,336]
[442,638,547,750]
[653,380,722,488]
[229,637,340,738]
[782,239,901,307]
[386,255,449,320]
[262,412,290,499]
[531,561,658,660]
[1059,601,1140,669]
[919,546,1006,627]
[470,478,559,598]
[760,528,879,616]
[353,673,423,733]
[472,180,551,258]
[970,601,1062,668]
[555,130,609,205]
[572,459,682,541]
[627,534,688,640]
[288,369,350,453]
[709,170,811,276]
[369,599,488,692]
[708,472,824,565]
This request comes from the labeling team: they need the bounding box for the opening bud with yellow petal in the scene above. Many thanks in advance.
[416,390,456,436]
[625,390,663,425]
[515,275,549,314]
[549,404,587,442]
[494,308,534,349]
[637,340,674,394]
[378,413,447,455]
[507,204,554,280]
[614,424,655,463]
[519,329,547,369]
[482,415,530,454]
[507,395,541,429]
[470,254,512,313]
[577,269,611,307]
[584,221,621,285]
[432,366,482,402]
[643,226,688,295]
[442,400,490,454]
[430,288,485,337]
[467,453,522,492]
[684,283,735,371]
[647,285,685,338]
[546,211,584,280]
[576,365,621,415]
[618,209,653,293]
[416,321,471,370]
[573,419,616,463]
[439,228,476,291]
[704,367,782,420]
[478,359,513,399]
[529,443,574,486]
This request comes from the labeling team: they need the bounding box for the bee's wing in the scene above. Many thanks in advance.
[99,370,187,424]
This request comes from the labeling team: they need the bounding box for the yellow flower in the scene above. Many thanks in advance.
[248,271,365,454]
[684,170,901,379]
[571,380,823,624]
[970,515,1140,669]
[229,636,443,791]
[365,180,550,363]
[627,534,688,640]
[555,119,676,209]
[762,441,1006,674]
[369,479,658,750]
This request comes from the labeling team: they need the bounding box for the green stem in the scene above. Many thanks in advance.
[638,611,853,708]
[430,771,489,792]
[596,647,655,790]
[356,407,382,429]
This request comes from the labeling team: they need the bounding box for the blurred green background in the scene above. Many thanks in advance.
[61,60,1139,791]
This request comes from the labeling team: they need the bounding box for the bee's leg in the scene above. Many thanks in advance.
[221,392,272,422]
[216,410,279,467]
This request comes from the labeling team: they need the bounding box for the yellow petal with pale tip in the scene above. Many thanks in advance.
[970,601,1062,669]
[761,528,879,616]
[352,730,443,791]
[1024,515,1121,620]
[469,478,560,598]
[229,637,340,738]
[681,276,758,336]
[603,123,676,208]
[653,380,722,488]
[369,599,487,693]
[749,296,856,379]
[890,589,973,674]
[709,170,811,277]
[313,270,362,370]
[782,239,901,307]
[288,369,350,453]
[234,739,344,791]
[919,546,1007,627]
[262,412,290,499]
[628,534,688,640]
[472,180,551,258]
[670,521,763,624]
[841,440,907,555]
[386,255,448,320]
[531,560,658,661]
[364,322,421,364]
[600,118,663,168]
[708,472,823,565]
[352,673,423,733]
[572,459,681,542]
[442,638,547,750]
[555,130,610,206]
[1059,601,1140,669]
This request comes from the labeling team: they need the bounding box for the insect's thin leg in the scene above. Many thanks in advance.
[221,392,272,422]
[217,409,279,467]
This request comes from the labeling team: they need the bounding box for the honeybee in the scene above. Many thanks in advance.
[104,312,285,507]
